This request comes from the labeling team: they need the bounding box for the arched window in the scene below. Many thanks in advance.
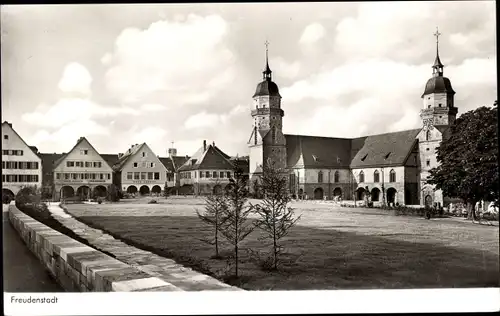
[272,127,276,143]
[254,127,257,145]
[426,130,431,141]
[374,170,380,183]
[389,169,396,183]
[359,171,365,183]
[334,171,340,183]
[318,171,323,183]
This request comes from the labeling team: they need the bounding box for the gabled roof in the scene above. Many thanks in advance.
[350,129,421,168]
[112,143,145,172]
[53,137,113,170]
[2,121,41,159]
[100,154,120,168]
[159,157,175,172]
[285,134,352,169]
[39,153,65,174]
[178,144,235,172]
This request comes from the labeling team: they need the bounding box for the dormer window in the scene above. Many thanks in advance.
[384,152,391,160]
[361,154,367,161]
[312,155,318,162]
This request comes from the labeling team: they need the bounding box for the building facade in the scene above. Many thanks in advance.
[2,121,43,199]
[178,140,238,195]
[113,143,168,195]
[52,137,114,200]
[250,34,457,207]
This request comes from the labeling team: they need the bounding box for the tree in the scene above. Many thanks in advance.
[218,164,256,278]
[107,184,120,202]
[252,159,301,270]
[427,104,498,221]
[196,180,229,259]
[163,182,169,198]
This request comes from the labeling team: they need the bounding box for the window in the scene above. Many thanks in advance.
[426,160,431,167]
[67,161,74,167]
[80,149,88,155]
[374,170,380,183]
[438,103,442,107]
[72,173,77,180]
[85,162,91,167]
[227,171,231,178]
[92,173,96,180]
[127,172,133,180]
[1,161,4,169]
[3,135,8,140]
[220,171,225,178]
[318,171,323,183]
[359,171,365,183]
[150,162,154,168]
[254,127,257,145]
[439,116,442,119]
[389,169,396,183]
[426,148,430,151]
[100,173,104,180]
[426,130,431,141]
[154,172,160,180]
[56,173,61,180]
[142,152,146,157]
[65,173,70,180]
[213,171,218,178]
[98,162,102,168]
[141,172,146,180]
[134,172,140,180]
[133,162,138,168]
[142,162,147,168]
[334,171,340,183]
[427,105,431,109]
[107,173,111,180]
[200,171,204,178]
[272,127,276,143]
[84,173,89,180]
[148,172,153,180]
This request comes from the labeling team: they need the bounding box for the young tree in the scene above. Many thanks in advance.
[196,180,229,259]
[163,182,169,198]
[218,164,256,278]
[427,104,499,221]
[253,159,301,270]
[107,184,120,202]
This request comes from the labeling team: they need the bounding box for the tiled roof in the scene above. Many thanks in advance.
[422,76,455,97]
[350,129,421,168]
[285,134,352,169]
[159,157,175,172]
[52,137,113,170]
[178,144,235,172]
[285,129,422,169]
[112,143,145,172]
[100,154,120,168]
[171,156,190,171]
[253,80,281,98]
[40,153,64,175]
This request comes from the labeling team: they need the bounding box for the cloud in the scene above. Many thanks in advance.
[184,104,246,130]
[103,14,237,105]
[58,62,93,95]
[140,103,168,112]
[270,56,301,79]
[22,98,140,128]
[299,23,325,44]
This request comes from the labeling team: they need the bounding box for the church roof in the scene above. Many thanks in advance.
[253,80,281,98]
[285,129,421,169]
[350,129,421,168]
[422,76,455,97]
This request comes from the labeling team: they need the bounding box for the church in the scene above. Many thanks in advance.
[248,31,457,207]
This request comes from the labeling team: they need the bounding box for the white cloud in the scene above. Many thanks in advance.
[299,23,325,44]
[22,98,140,128]
[58,62,93,95]
[140,103,168,112]
[103,14,237,105]
[132,126,167,143]
[270,56,301,79]
[184,111,220,130]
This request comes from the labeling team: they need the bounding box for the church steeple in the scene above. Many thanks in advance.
[263,40,272,81]
[432,27,444,77]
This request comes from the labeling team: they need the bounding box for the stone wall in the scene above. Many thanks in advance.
[8,206,182,292]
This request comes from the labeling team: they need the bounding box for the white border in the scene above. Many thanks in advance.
[4,289,500,315]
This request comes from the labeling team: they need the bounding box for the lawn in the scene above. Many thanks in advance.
[66,197,500,290]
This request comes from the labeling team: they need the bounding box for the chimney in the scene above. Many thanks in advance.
[212,141,215,147]
[203,140,206,151]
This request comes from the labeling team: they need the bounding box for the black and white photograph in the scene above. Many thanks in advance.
[1,1,498,314]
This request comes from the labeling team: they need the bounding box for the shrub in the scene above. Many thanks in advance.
[107,184,120,202]
[97,197,103,204]
[148,199,158,204]
[15,186,41,209]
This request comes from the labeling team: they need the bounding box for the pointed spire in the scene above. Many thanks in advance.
[263,40,272,81]
[432,27,444,76]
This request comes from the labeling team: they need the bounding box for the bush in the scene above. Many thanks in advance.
[107,184,120,202]
[97,197,103,204]
[3,193,13,204]
[15,186,41,209]
[148,199,158,204]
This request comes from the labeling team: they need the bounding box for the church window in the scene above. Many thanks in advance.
[334,171,340,183]
[438,103,442,107]
[374,170,380,183]
[426,130,431,141]
[426,160,431,167]
[428,105,431,109]
[426,148,430,151]
[254,127,257,145]
[318,171,323,183]
[359,171,365,183]
[389,169,396,183]
[272,127,276,143]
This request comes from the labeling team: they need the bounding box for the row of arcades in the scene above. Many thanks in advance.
[296,186,398,204]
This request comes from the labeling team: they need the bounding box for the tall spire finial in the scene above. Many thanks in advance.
[432,27,444,76]
[263,39,272,80]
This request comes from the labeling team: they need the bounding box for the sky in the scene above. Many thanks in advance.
[1,2,496,157]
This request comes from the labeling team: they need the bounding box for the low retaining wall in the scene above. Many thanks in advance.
[8,205,182,292]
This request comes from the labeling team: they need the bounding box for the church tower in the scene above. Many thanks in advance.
[248,41,287,184]
[419,28,458,207]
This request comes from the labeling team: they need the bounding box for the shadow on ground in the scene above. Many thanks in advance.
[76,215,499,291]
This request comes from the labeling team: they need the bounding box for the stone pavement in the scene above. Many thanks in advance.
[3,204,63,292]
[46,203,241,291]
